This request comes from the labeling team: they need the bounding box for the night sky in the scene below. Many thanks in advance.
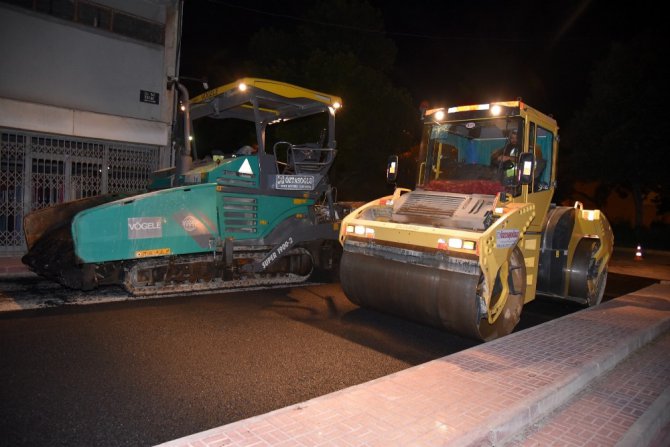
[179,0,659,126]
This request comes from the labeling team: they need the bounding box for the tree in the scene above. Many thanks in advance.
[561,29,669,233]
[243,0,420,200]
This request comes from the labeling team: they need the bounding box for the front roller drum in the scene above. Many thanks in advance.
[340,247,526,341]
[568,238,608,306]
[479,246,526,340]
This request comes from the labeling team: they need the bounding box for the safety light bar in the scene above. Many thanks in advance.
[447,101,521,114]
[448,104,489,113]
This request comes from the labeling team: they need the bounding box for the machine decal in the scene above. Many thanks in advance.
[261,237,295,269]
[135,248,171,258]
[128,217,163,239]
[182,216,197,232]
[238,159,253,175]
[496,229,520,248]
[274,175,315,191]
[172,212,213,248]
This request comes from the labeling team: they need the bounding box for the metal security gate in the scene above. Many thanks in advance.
[0,133,25,251]
[1,129,161,254]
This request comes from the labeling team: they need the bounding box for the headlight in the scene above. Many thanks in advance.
[582,210,600,221]
[448,238,463,249]
[346,225,375,238]
[437,238,476,251]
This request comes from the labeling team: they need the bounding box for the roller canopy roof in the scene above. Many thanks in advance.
[190,77,342,122]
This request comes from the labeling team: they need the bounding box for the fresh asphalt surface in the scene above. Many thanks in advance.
[0,273,657,447]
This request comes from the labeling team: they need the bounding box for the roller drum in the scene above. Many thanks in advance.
[340,250,483,339]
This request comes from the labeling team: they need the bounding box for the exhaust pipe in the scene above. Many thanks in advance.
[174,81,193,175]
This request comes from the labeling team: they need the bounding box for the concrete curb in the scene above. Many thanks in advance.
[0,271,36,279]
[0,256,34,279]
[479,293,670,446]
[615,386,670,447]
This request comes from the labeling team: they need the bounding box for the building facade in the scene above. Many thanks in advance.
[0,0,181,253]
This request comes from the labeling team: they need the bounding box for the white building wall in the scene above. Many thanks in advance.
[0,0,181,253]
[0,1,180,146]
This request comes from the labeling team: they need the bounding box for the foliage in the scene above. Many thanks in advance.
[610,222,670,251]
[560,29,669,225]
[243,0,420,200]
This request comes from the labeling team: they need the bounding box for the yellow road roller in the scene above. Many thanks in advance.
[339,100,613,341]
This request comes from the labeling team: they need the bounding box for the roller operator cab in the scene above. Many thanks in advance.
[22,78,350,295]
[339,101,614,341]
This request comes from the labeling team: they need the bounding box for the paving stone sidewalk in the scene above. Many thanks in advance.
[508,331,670,447]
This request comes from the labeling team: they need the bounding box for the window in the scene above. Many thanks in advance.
[77,1,110,29]
[1,0,165,45]
[534,125,553,190]
[2,0,34,9]
[35,0,74,20]
[112,11,164,45]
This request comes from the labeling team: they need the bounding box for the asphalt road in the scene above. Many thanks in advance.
[0,273,657,447]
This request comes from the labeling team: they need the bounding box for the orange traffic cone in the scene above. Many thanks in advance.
[634,244,643,261]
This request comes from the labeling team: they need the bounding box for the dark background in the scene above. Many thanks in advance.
[180,0,655,120]
[179,0,668,248]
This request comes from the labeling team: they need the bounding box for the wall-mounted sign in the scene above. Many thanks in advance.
[140,90,160,105]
